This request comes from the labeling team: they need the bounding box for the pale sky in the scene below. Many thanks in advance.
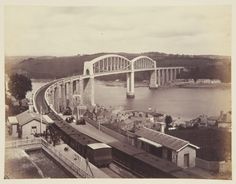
[4,5,231,56]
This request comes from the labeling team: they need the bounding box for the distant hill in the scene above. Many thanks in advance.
[5,52,231,82]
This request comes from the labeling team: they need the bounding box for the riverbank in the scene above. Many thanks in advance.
[101,80,149,88]
[99,80,231,89]
[176,83,231,89]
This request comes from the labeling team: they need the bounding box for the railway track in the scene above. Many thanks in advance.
[109,161,143,178]
[35,82,145,178]
[101,161,141,178]
[35,81,197,179]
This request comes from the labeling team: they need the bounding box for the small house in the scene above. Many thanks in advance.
[7,110,53,139]
[135,127,199,168]
[171,117,186,128]
[217,111,231,129]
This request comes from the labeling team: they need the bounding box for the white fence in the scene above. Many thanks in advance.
[5,138,42,148]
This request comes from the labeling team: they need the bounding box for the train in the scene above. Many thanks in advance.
[46,112,112,168]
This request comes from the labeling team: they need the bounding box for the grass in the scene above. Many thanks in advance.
[166,128,231,161]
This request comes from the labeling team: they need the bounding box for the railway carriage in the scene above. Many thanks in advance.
[50,120,112,167]
[86,143,112,167]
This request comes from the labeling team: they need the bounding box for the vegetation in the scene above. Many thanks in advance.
[165,115,173,131]
[5,52,231,82]
[179,64,231,83]
[5,97,28,116]
[8,73,32,107]
[166,128,231,161]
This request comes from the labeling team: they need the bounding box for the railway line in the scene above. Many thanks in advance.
[101,161,139,178]
[34,81,202,179]
[34,83,142,178]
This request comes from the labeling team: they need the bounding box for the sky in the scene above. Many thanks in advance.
[4,5,231,56]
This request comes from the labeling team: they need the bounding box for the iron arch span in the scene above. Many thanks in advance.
[45,54,184,111]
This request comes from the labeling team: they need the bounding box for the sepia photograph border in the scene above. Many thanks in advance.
[0,0,235,184]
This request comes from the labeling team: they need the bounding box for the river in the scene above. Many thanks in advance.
[29,80,231,120]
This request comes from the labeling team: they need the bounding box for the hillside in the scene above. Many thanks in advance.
[5,52,231,82]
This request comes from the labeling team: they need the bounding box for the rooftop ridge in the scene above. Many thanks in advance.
[143,127,189,144]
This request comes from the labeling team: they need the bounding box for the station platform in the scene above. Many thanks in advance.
[70,121,118,144]
[53,144,110,178]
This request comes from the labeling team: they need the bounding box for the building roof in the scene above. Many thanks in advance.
[43,115,54,124]
[87,143,111,150]
[8,116,18,125]
[135,127,199,152]
[15,110,48,126]
[138,137,162,148]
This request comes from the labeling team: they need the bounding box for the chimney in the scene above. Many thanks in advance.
[220,110,224,118]
[28,93,34,113]
[160,122,165,133]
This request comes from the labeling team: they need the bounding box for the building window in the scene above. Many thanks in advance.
[31,126,37,134]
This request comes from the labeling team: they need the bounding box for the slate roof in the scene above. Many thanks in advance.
[15,110,48,126]
[135,127,199,152]
[8,116,18,125]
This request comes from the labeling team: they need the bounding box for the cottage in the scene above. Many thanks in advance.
[135,127,199,168]
[171,117,186,128]
[196,79,211,84]
[197,114,208,127]
[217,111,231,129]
[207,116,218,126]
[7,110,53,139]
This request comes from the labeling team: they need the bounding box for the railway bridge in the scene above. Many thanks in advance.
[44,54,184,114]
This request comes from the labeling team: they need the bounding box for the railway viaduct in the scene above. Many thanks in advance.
[44,54,184,114]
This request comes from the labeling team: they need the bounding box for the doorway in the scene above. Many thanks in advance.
[184,153,190,168]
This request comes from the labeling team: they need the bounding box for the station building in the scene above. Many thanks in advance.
[7,110,53,139]
[134,127,199,168]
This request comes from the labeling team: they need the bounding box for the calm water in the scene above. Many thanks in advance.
[94,81,231,120]
[30,80,231,120]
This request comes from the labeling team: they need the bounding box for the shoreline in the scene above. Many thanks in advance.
[99,80,231,89]
[31,78,231,89]
[176,83,231,89]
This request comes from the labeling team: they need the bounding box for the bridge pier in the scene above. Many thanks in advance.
[69,80,73,109]
[126,72,135,98]
[173,69,176,81]
[60,83,66,112]
[157,69,161,86]
[83,77,95,106]
[149,70,158,89]
[170,69,173,81]
[54,86,60,113]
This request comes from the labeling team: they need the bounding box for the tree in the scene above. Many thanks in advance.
[165,115,173,131]
[8,73,32,106]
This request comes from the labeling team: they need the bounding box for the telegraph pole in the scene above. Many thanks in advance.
[40,105,42,135]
